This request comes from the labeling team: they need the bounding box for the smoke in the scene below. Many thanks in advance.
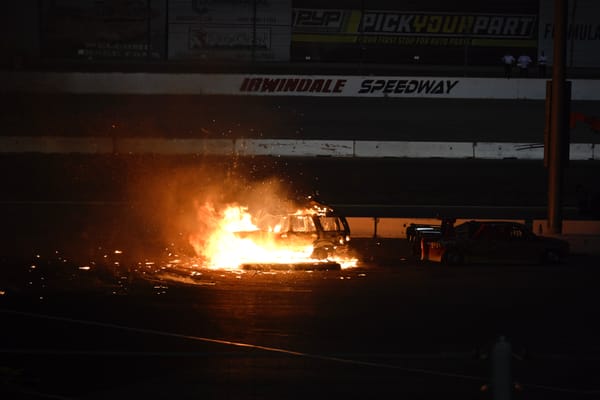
[124,156,305,259]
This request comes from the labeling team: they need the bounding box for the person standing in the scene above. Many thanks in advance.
[501,52,515,78]
[538,51,548,77]
[517,53,532,77]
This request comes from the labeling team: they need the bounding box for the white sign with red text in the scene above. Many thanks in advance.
[3,71,600,100]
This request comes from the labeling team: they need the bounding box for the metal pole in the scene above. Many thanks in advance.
[548,0,568,234]
[491,336,512,400]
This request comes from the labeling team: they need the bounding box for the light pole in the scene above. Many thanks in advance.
[547,0,568,234]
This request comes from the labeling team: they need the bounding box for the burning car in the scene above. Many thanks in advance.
[234,200,351,261]
[190,198,355,270]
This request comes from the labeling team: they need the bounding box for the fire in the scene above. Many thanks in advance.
[188,202,357,270]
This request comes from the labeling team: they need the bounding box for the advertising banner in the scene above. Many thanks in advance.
[291,5,538,65]
[538,0,600,67]
[168,0,291,62]
[40,0,166,60]
[293,9,537,44]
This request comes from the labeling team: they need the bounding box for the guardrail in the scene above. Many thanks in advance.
[1,137,598,160]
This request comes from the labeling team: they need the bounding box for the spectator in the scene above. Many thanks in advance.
[517,53,533,77]
[538,51,548,77]
[501,52,515,78]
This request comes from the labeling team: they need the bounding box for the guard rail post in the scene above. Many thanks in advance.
[491,335,512,400]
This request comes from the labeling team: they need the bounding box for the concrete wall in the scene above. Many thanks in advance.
[3,72,600,100]
[1,137,598,160]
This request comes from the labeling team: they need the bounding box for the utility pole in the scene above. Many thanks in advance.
[547,0,568,234]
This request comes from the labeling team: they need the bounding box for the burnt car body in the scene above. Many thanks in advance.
[236,200,351,260]
[409,220,569,265]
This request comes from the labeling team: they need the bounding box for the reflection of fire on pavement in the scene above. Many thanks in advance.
[188,198,357,270]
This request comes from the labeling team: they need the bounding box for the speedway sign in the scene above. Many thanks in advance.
[238,76,461,97]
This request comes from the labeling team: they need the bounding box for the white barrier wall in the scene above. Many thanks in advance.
[354,141,474,158]
[116,138,234,155]
[3,72,600,100]
[473,142,544,160]
[0,136,113,154]
[235,139,354,157]
[1,137,597,160]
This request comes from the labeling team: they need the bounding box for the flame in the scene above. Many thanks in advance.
[188,202,357,270]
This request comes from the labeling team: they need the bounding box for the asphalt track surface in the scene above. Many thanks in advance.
[2,251,600,400]
[0,154,599,400]
[3,94,600,144]
[2,84,600,398]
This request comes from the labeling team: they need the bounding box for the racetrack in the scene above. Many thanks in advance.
[3,94,600,144]
[2,255,600,400]
[3,88,600,261]
[2,77,600,399]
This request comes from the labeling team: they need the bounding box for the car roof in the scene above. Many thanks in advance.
[459,220,525,227]
[455,220,531,232]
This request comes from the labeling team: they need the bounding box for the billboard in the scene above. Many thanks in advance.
[538,0,600,67]
[291,2,539,65]
[40,0,166,60]
[168,0,291,62]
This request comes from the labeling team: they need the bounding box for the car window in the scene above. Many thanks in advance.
[319,217,340,232]
[290,215,316,233]
[256,214,285,232]
[455,222,474,238]
[473,224,493,239]
[510,225,526,240]
[493,225,512,240]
